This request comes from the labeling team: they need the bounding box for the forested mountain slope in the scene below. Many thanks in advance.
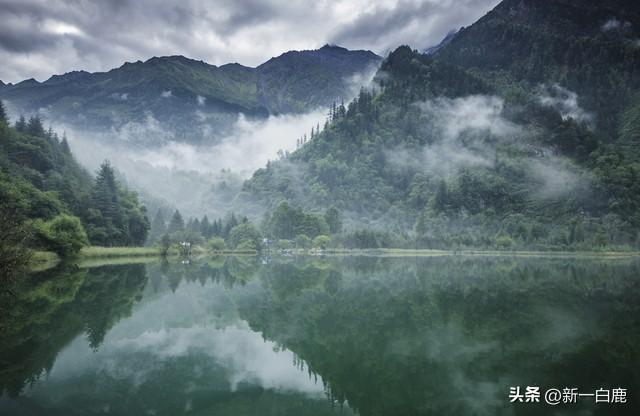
[241,0,640,249]
[0,46,380,145]
[0,102,149,251]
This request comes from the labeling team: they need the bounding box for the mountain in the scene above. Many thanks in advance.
[241,0,640,250]
[424,29,459,55]
[435,0,640,137]
[0,46,381,145]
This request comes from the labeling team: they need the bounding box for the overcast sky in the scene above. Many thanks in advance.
[0,0,500,83]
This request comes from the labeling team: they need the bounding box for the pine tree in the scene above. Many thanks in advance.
[148,209,166,243]
[433,180,449,212]
[223,213,238,239]
[324,206,343,234]
[0,100,7,125]
[167,210,185,234]
[26,116,45,137]
[92,161,120,220]
[60,133,71,154]
[191,218,201,233]
[15,115,26,132]
[200,215,211,239]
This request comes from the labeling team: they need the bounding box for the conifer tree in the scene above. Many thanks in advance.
[26,116,45,137]
[60,133,71,154]
[148,209,166,243]
[200,215,211,239]
[15,115,26,132]
[0,100,7,125]
[167,210,185,234]
[92,161,120,221]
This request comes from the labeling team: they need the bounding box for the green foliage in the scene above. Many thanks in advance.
[171,229,205,246]
[33,214,88,257]
[236,240,258,251]
[207,237,226,252]
[0,205,32,282]
[324,206,343,234]
[228,222,262,250]
[495,234,515,250]
[0,110,149,256]
[84,161,149,246]
[0,100,7,126]
[295,234,312,249]
[264,201,329,240]
[167,210,185,234]
[159,234,171,257]
[312,235,331,249]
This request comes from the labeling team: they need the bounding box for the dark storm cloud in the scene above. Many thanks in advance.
[0,0,500,83]
[330,0,500,53]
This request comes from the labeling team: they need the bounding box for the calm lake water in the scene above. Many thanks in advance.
[0,255,638,415]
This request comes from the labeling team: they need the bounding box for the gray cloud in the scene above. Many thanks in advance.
[330,0,500,54]
[0,0,499,83]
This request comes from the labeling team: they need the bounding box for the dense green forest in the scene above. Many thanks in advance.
[241,0,640,250]
[0,101,149,269]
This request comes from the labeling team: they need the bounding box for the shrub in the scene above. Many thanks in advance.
[295,234,312,249]
[313,235,331,250]
[495,234,514,250]
[236,240,257,251]
[228,223,262,250]
[207,237,226,252]
[34,214,88,257]
[159,233,171,257]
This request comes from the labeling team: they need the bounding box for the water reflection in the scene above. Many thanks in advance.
[1,256,639,415]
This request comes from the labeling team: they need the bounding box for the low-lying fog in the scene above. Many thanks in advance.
[53,109,327,219]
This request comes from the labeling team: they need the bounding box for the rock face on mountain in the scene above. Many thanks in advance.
[242,0,640,249]
[0,45,381,145]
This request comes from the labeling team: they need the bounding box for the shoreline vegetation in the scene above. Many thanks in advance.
[27,246,640,272]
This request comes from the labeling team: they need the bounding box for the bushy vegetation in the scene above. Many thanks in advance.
[33,214,88,257]
[0,103,149,263]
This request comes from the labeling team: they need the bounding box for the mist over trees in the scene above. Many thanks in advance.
[241,23,640,251]
[0,103,149,261]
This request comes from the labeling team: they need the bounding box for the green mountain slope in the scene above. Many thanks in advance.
[0,107,149,249]
[241,0,640,249]
[0,46,381,145]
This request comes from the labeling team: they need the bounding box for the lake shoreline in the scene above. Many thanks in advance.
[28,246,640,272]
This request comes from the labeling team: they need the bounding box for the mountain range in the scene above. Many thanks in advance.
[241,0,640,249]
[0,45,381,145]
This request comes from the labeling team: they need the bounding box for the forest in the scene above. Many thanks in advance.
[0,101,149,278]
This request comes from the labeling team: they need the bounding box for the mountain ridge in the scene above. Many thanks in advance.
[0,45,382,145]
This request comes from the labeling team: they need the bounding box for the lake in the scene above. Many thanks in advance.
[1,255,638,415]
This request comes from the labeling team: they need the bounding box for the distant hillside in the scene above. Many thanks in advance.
[241,0,640,250]
[0,46,381,145]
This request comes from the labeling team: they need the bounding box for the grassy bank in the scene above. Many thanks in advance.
[79,246,163,258]
[27,246,639,272]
